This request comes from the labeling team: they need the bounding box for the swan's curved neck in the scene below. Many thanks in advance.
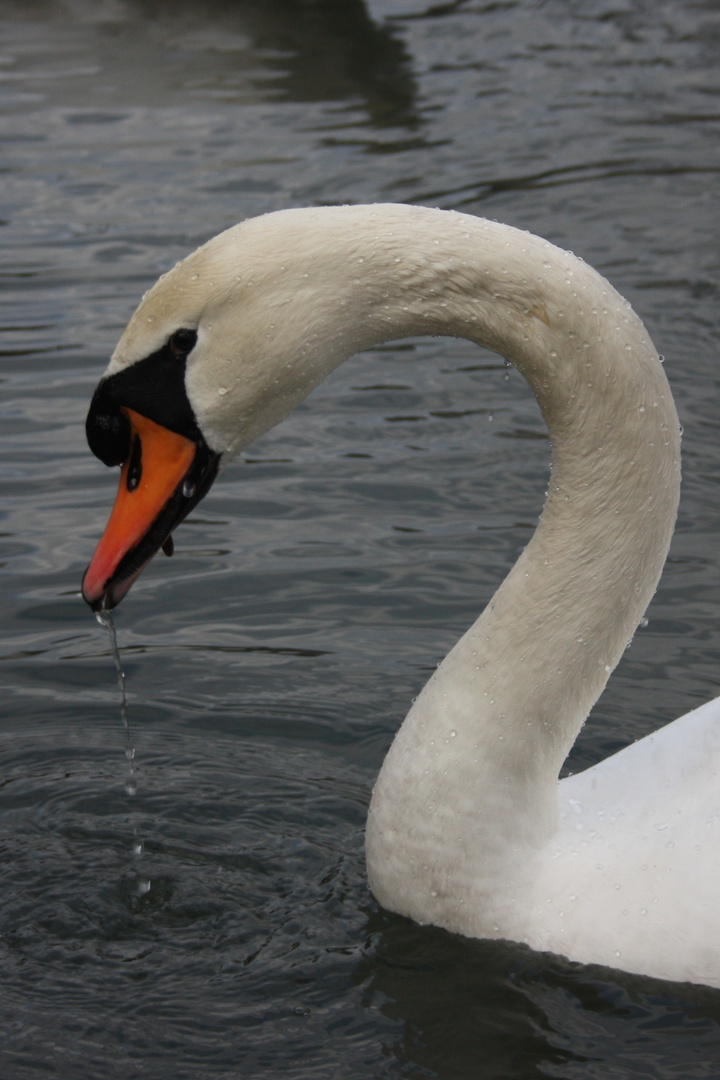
[279,207,680,757]
[258,206,680,926]
[138,204,680,931]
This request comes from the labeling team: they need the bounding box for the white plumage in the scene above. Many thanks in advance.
[95,204,720,987]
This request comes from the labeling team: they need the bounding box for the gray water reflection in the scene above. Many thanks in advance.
[1,0,720,1077]
[5,0,419,119]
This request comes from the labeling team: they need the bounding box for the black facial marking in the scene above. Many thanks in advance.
[86,402,131,468]
[86,329,201,466]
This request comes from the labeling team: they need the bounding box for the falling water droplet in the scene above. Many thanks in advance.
[95,607,149,896]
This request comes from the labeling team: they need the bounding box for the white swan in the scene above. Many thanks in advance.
[82,204,720,988]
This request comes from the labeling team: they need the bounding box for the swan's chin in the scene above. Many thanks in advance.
[81,408,220,610]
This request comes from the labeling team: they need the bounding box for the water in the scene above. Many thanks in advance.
[1,0,720,1076]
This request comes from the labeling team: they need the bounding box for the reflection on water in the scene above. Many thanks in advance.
[4,0,419,122]
[1,0,720,1076]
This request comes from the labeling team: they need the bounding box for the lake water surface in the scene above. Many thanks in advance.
[1,1,720,1076]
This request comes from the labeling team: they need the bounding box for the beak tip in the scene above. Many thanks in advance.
[81,572,108,612]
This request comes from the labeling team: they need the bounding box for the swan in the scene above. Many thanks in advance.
[81,204,720,988]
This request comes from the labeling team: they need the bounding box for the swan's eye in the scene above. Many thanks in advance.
[169,328,197,359]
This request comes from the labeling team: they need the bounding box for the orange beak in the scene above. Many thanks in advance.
[82,409,197,610]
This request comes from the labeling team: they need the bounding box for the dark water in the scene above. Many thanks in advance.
[1,0,720,1076]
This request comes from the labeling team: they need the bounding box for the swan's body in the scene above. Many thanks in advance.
[82,204,720,987]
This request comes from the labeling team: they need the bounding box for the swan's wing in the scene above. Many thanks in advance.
[527,697,720,983]
[560,695,720,827]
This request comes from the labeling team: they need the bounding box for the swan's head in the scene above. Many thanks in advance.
[81,206,393,611]
[81,316,220,611]
[82,202,559,611]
